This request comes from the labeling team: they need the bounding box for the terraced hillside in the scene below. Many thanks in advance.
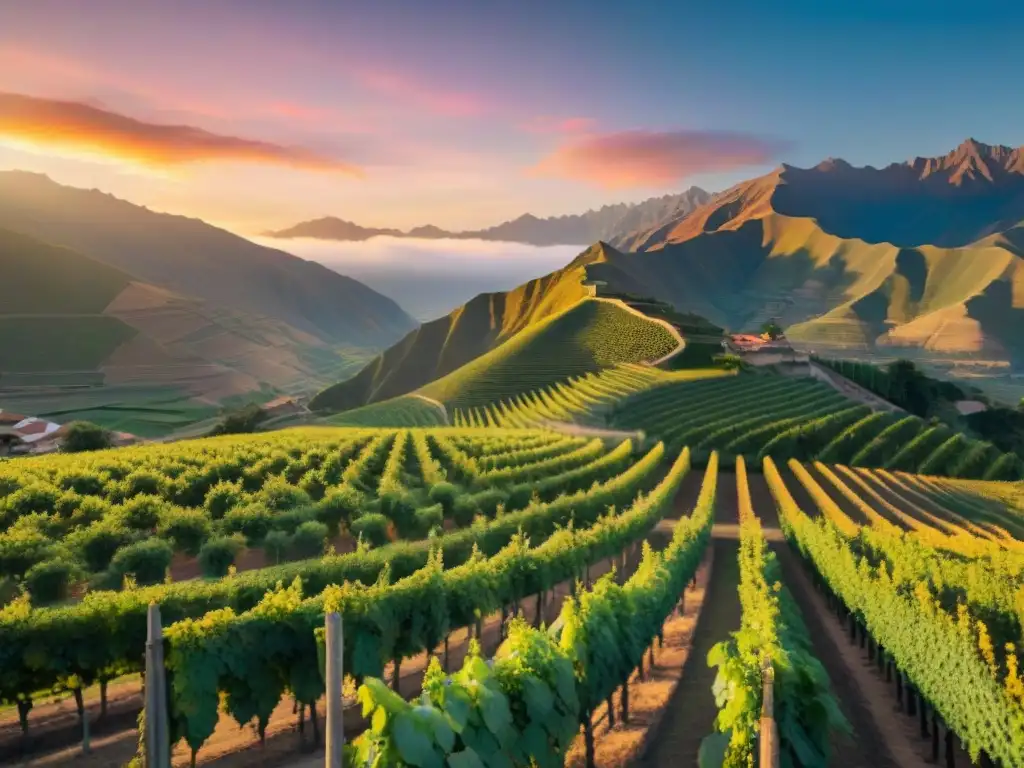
[418,299,677,410]
[453,364,730,428]
[0,228,378,435]
[608,373,1024,479]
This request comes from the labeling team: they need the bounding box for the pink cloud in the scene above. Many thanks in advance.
[519,116,597,135]
[531,129,786,188]
[353,68,487,117]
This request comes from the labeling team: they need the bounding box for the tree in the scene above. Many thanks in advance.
[62,421,112,453]
[760,320,784,340]
[208,403,268,436]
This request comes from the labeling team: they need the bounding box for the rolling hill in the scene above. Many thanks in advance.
[417,298,678,409]
[0,228,382,434]
[265,187,711,246]
[308,256,596,410]
[0,171,415,348]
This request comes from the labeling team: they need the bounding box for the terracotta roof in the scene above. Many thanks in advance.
[0,411,25,425]
[15,420,50,437]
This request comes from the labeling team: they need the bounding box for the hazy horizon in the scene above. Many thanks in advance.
[254,235,584,322]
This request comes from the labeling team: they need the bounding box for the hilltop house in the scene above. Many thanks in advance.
[0,410,64,454]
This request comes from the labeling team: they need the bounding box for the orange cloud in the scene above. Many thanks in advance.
[0,92,363,174]
[532,129,785,188]
[519,116,596,135]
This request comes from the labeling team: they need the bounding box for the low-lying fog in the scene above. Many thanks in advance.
[255,236,584,322]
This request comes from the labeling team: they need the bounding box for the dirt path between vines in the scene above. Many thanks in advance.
[11,468,707,768]
[749,472,935,768]
[635,471,742,768]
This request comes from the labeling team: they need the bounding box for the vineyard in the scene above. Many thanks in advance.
[1,381,1023,766]
[420,300,679,411]
[607,374,1024,480]
[452,364,730,429]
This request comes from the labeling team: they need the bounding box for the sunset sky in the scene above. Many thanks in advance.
[2,0,1023,234]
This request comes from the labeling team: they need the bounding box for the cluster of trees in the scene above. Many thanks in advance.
[208,403,268,436]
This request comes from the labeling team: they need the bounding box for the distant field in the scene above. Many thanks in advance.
[0,316,137,372]
[0,383,218,437]
[421,299,677,409]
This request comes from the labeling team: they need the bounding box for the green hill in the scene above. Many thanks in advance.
[419,298,677,409]
[309,257,595,410]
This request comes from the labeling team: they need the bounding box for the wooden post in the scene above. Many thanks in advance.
[145,603,170,768]
[621,678,630,723]
[325,612,344,768]
[759,657,779,768]
[583,712,595,768]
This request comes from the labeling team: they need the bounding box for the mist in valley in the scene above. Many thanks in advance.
[255,236,584,322]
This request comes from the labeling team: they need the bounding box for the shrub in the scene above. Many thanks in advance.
[222,502,275,545]
[68,520,134,572]
[414,504,444,538]
[62,421,112,453]
[472,489,508,519]
[290,520,328,559]
[2,483,61,522]
[350,512,390,548]
[427,481,459,515]
[204,481,244,520]
[316,485,363,534]
[451,495,478,528]
[379,490,417,535]
[115,495,167,531]
[157,508,211,556]
[108,539,174,586]
[262,530,291,565]
[208,403,267,436]
[69,495,112,527]
[24,558,82,605]
[272,504,319,535]
[57,470,105,496]
[0,527,55,578]
[122,470,168,498]
[299,470,327,501]
[54,490,84,520]
[198,535,244,578]
[171,470,216,508]
[259,477,312,512]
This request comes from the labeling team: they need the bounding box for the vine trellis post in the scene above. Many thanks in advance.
[325,612,345,768]
[758,656,779,768]
[144,602,170,768]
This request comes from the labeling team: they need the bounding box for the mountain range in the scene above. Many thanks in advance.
[0,172,416,432]
[315,138,1024,413]
[264,187,712,247]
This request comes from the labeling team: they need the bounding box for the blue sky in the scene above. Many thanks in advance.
[1,0,1022,232]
